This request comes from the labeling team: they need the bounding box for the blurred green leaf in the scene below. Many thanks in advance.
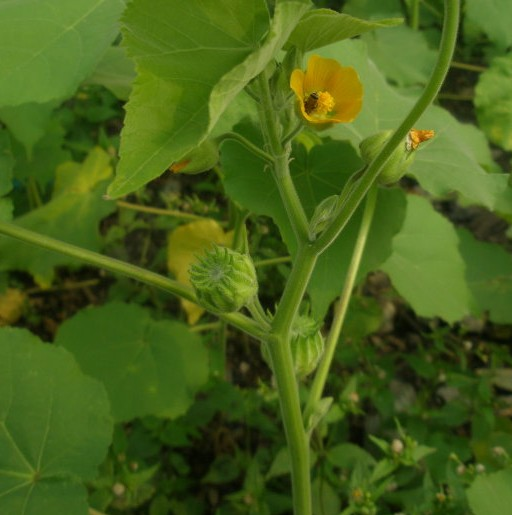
[85,46,136,101]
[362,25,437,87]
[465,0,512,50]
[381,195,472,322]
[12,119,71,188]
[0,0,124,107]
[0,102,58,158]
[55,302,210,422]
[343,0,403,20]
[457,228,512,324]
[286,9,402,52]
[475,52,512,151]
[0,147,114,285]
[0,327,112,515]
[108,0,309,198]
[467,468,512,515]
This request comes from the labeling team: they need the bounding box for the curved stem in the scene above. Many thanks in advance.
[304,187,378,424]
[0,220,264,339]
[314,0,460,256]
[217,132,274,164]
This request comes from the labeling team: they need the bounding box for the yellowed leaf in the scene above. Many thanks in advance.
[0,288,26,326]
[167,219,232,324]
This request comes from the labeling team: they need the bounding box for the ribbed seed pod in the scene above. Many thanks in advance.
[189,246,258,313]
[291,315,325,377]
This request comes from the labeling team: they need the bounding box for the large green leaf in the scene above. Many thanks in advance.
[465,0,512,50]
[362,25,436,87]
[0,327,112,515]
[221,124,406,318]
[475,52,512,151]
[285,8,401,52]
[321,40,512,216]
[0,147,115,285]
[381,195,472,322]
[55,303,210,422]
[0,0,124,107]
[458,228,512,324]
[467,468,512,515]
[107,0,310,198]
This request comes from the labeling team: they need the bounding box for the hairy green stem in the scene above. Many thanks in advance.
[256,74,310,242]
[0,221,263,339]
[255,71,316,514]
[314,0,460,256]
[304,187,378,424]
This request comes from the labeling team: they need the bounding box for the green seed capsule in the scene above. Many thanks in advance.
[359,130,414,186]
[189,246,258,313]
[291,316,325,377]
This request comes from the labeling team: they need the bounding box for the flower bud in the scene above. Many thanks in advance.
[309,195,338,239]
[290,315,325,377]
[359,129,434,186]
[170,139,219,175]
[189,246,258,313]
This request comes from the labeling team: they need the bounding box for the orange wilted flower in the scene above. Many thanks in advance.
[290,54,363,124]
[407,129,435,150]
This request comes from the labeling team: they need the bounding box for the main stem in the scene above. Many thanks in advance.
[256,73,315,514]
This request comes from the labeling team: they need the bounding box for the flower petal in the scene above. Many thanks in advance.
[328,67,363,122]
[303,54,344,95]
[290,69,305,100]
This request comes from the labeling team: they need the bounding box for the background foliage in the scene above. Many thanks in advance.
[0,0,512,514]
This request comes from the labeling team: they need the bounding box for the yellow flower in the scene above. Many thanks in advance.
[290,54,363,124]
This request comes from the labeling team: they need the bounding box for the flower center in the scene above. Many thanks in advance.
[304,91,335,116]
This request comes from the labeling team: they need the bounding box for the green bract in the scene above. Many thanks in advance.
[290,316,325,377]
[189,246,258,313]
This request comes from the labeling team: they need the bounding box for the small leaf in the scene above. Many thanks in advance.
[0,0,124,107]
[167,219,232,324]
[0,327,113,514]
[286,8,402,52]
[55,302,210,422]
[467,468,512,515]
